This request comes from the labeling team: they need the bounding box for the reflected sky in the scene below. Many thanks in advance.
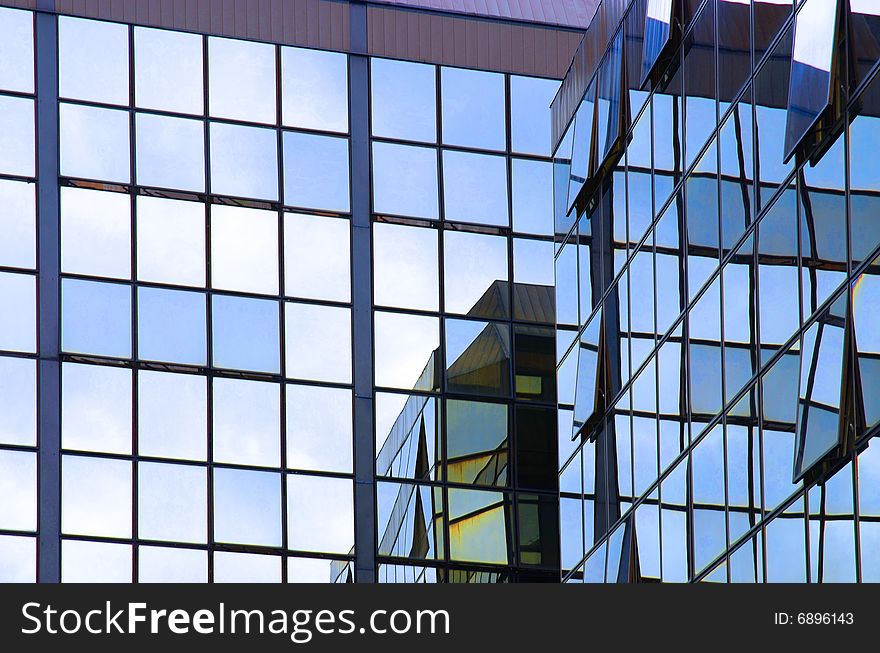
[284,213,351,303]
[211,204,279,295]
[59,17,128,105]
[61,540,130,583]
[443,150,509,227]
[283,131,350,212]
[136,196,205,287]
[0,7,33,94]
[287,384,352,473]
[213,377,281,468]
[0,450,35,532]
[208,36,276,124]
[213,467,281,547]
[138,461,207,544]
[372,141,438,220]
[137,287,207,366]
[0,95,34,177]
[138,546,207,583]
[373,221,438,311]
[285,302,351,384]
[441,67,506,151]
[211,294,280,373]
[135,26,203,115]
[62,455,131,539]
[61,187,130,279]
[136,113,205,192]
[0,179,34,270]
[138,370,207,461]
[0,357,35,447]
[371,58,436,143]
[282,46,348,133]
[62,362,131,454]
[0,272,35,353]
[210,122,278,201]
[60,103,129,183]
[287,474,353,554]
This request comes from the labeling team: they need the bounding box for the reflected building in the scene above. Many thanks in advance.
[556,0,880,582]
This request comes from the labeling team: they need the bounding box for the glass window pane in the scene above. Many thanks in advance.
[283,131,350,212]
[0,450,35,531]
[445,318,511,397]
[370,58,436,143]
[514,238,555,307]
[61,279,131,358]
[375,392,440,481]
[61,540,131,583]
[213,468,281,547]
[446,398,508,486]
[0,95,34,177]
[213,551,280,583]
[510,75,558,156]
[61,455,131,538]
[373,222,438,311]
[441,67,505,151]
[447,488,510,563]
[443,230,508,318]
[281,46,348,132]
[0,271,35,353]
[284,213,350,302]
[136,196,205,287]
[211,204,279,295]
[512,158,553,235]
[0,8,34,94]
[60,103,129,183]
[136,113,205,192]
[137,287,207,365]
[0,179,35,270]
[213,378,280,468]
[62,362,131,454]
[286,385,352,473]
[372,141,438,220]
[0,356,35,447]
[284,302,351,384]
[138,462,207,543]
[208,36,275,124]
[138,370,207,461]
[289,556,342,583]
[138,546,207,583]
[442,150,508,226]
[211,295,280,373]
[287,474,353,554]
[59,17,128,105]
[61,187,130,279]
[134,26,203,115]
[374,311,439,391]
[0,535,35,582]
[209,122,278,201]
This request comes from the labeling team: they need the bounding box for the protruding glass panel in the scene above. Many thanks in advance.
[210,122,278,201]
[441,67,506,151]
[213,552,281,583]
[445,399,508,487]
[445,318,511,398]
[285,302,351,384]
[61,540,131,583]
[596,31,625,167]
[642,0,675,86]
[208,36,276,124]
[375,392,439,481]
[512,158,553,236]
[211,204,278,295]
[61,279,130,358]
[136,113,205,192]
[211,295,280,373]
[567,80,596,213]
[284,213,350,302]
[137,462,207,544]
[60,187,130,280]
[443,230,508,319]
[59,103,129,183]
[59,17,128,105]
[287,475,353,554]
[442,150,508,226]
[374,312,439,392]
[573,309,602,438]
[137,287,206,365]
[0,95,35,177]
[510,75,559,157]
[134,26,204,115]
[136,196,205,288]
[62,362,131,454]
[283,131,350,212]
[213,468,281,547]
[0,7,34,94]
[282,46,348,133]
[213,377,280,468]
[371,58,436,143]
[854,257,880,432]
[554,120,577,240]
[61,455,131,538]
[0,179,35,270]
[138,547,207,583]
[372,142,439,220]
[0,450,36,532]
[447,488,510,564]
[287,384,352,473]
[0,356,36,447]
[138,370,207,461]
[373,222,438,312]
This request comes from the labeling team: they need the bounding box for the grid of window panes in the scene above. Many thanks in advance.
[0,6,37,584]
[55,15,355,583]
[557,0,880,583]
[369,57,562,582]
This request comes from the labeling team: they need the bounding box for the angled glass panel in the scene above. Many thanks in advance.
[443,230,508,318]
[210,204,278,295]
[61,279,130,358]
[136,196,205,288]
[136,113,205,192]
[510,75,559,157]
[213,468,281,547]
[281,46,348,133]
[0,179,35,270]
[854,258,880,431]
[287,475,353,554]
[61,455,131,538]
[372,141,438,220]
[440,67,505,151]
[374,311,439,392]
[208,36,276,124]
[567,80,596,213]
[287,384,352,474]
[642,0,675,85]
[283,131,350,212]
[554,120,576,239]
[370,58,436,143]
[211,295,280,373]
[0,450,36,532]
[285,302,351,384]
[61,540,131,583]
[784,0,839,161]
[137,370,207,461]
[137,462,207,544]
[512,158,553,236]
[442,150,508,227]
[59,103,129,183]
[284,213,350,302]
[445,318,511,398]
[60,187,130,279]
[213,377,281,468]
[596,31,624,166]
[755,27,794,209]
[61,362,131,454]
[138,547,207,583]
[210,122,278,201]
[573,309,602,437]
[59,17,128,105]
[134,26,203,115]
[137,287,207,366]
[373,222,438,311]
[0,356,35,447]
[0,95,34,177]
[0,7,33,94]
